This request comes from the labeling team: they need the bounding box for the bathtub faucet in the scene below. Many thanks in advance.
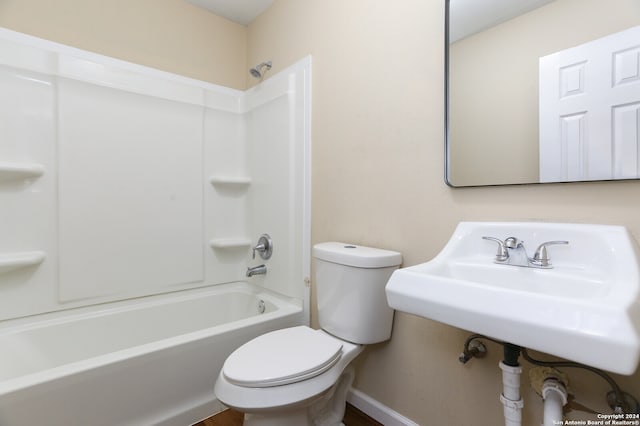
[246,264,267,277]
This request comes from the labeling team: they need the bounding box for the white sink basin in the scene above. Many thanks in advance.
[385,222,640,375]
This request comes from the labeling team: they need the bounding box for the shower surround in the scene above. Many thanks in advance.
[0,28,310,425]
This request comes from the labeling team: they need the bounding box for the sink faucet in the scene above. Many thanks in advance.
[246,264,267,277]
[482,236,568,269]
[503,237,530,267]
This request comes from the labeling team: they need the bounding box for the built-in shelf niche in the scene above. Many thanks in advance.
[209,176,252,187]
[0,162,44,182]
[208,177,251,252]
[0,251,46,275]
[209,238,252,250]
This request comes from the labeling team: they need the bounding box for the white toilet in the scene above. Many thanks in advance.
[214,242,402,426]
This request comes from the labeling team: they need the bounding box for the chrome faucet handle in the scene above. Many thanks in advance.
[482,236,509,262]
[252,234,273,260]
[252,243,265,259]
[532,241,569,267]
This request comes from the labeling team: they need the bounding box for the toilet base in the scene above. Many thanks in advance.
[245,413,345,426]
[244,408,310,426]
[241,366,355,426]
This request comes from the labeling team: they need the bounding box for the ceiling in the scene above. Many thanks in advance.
[186,0,274,26]
[450,0,556,42]
[186,0,556,38]
[187,0,554,35]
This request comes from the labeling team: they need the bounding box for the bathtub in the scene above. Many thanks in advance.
[0,282,303,426]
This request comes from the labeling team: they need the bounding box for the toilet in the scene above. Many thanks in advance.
[214,242,402,426]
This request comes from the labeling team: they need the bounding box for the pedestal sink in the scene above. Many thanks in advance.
[385,222,640,375]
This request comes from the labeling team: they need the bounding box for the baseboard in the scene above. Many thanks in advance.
[347,388,419,426]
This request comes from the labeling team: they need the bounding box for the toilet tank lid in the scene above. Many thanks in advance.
[313,242,402,268]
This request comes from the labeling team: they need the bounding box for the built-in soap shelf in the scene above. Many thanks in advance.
[0,251,46,275]
[209,176,252,187]
[209,238,252,250]
[0,162,45,182]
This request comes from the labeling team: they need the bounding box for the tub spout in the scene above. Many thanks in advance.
[246,264,267,277]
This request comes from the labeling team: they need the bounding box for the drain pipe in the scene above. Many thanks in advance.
[541,379,568,426]
[500,344,524,426]
[529,366,570,426]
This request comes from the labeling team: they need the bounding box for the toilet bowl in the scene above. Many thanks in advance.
[214,242,402,426]
[214,326,363,425]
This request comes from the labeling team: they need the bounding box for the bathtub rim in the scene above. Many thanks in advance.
[0,281,303,396]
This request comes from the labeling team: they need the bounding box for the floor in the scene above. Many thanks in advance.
[195,403,383,426]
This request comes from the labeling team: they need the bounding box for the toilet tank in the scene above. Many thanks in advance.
[313,242,402,344]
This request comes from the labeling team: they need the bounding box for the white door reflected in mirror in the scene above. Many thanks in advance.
[539,25,640,182]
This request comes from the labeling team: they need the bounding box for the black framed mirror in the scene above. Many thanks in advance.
[445,0,640,187]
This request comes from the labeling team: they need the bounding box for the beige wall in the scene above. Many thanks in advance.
[2,0,640,424]
[449,0,640,186]
[248,0,640,424]
[0,0,247,89]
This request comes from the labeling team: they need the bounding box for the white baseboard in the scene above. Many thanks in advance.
[347,388,419,426]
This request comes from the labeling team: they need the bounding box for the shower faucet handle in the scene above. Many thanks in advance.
[252,234,273,260]
[252,243,264,259]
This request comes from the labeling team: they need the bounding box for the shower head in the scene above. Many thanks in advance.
[249,61,272,78]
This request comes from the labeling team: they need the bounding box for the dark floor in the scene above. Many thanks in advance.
[195,402,383,426]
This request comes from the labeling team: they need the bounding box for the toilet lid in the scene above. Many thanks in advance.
[223,326,343,388]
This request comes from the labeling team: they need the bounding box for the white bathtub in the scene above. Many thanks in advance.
[0,282,303,426]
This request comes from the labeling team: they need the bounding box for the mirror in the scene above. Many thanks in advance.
[446,0,640,187]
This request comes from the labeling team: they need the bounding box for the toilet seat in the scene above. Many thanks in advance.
[222,326,343,388]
